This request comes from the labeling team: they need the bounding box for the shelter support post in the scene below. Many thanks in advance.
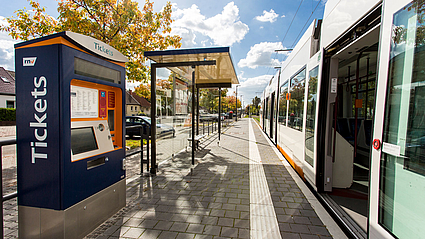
[219,87,221,141]
[150,65,157,175]
[192,67,196,165]
[196,88,199,136]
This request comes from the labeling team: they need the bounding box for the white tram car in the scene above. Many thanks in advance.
[260,0,425,238]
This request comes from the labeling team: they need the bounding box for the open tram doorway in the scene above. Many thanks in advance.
[319,17,380,237]
[270,92,275,143]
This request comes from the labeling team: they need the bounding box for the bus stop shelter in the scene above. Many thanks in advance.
[144,47,239,174]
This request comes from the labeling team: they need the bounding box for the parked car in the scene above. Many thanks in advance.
[126,116,175,138]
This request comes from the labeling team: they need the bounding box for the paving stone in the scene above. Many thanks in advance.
[224,210,239,219]
[293,216,312,225]
[153,221,173,230]
[217,217,234,227]
[220,227,238,237]
[193,235,213,239]
[122,227,145,238]
[301,210,318,218]
[210,209,226,217]
[170,214,189,222]
[309,217,325,226]
[170,222,189,232]
[186,223,205,234]
[308,225,331,236]
[300,234,321,239]
[238,228,250,239]
[139,219,159,229]
[277,214,295,223]
[176,232,196,239]
[186,215,202,224]
[290,223,310,233]
[139,229,162,239]
[124,218,143,227]
[201,216,218,225]
[221,204,236,210]
[203,225,221,236]
[280,232,302,239]
[158,231,178,239]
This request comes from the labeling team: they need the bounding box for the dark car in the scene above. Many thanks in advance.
[126,116,175,138]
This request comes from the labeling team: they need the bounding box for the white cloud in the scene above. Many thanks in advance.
[171,2,249,47]
[255,9,279,23]
[238,42,289,69]
[230,73,273,103]
[0,16,18,71]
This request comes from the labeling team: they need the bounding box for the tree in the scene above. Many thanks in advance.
[0,0,181,83]
[134,83,151,101]
[199,88,228,113]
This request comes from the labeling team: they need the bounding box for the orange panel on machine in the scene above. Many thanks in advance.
[70,79,123,149]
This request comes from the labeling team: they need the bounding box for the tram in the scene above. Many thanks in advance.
[260,0,425,238]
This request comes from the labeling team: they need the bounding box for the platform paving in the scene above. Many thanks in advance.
[85,118,345,239]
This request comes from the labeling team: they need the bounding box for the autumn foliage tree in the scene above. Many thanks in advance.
[0,0,181,83]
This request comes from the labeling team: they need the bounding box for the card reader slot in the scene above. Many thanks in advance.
[87,156,106,170]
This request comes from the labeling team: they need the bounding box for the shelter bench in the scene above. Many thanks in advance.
[187,134,206,151]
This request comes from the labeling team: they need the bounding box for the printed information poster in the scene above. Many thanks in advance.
[71,85,99,118]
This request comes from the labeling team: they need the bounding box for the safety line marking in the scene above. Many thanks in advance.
[249,119,282,239]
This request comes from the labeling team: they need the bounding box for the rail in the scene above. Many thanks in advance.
[0,137,17,237]
[125,125,150,175]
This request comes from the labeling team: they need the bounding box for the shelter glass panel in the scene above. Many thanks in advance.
[155,71,192,164]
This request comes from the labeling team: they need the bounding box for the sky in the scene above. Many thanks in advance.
[0,0,326,107]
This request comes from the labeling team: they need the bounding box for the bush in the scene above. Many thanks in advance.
[126,139,147,149]
[0,108,16,121]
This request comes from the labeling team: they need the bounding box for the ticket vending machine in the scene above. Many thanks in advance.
[15,32,128,238]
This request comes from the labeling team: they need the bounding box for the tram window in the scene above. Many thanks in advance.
[288,68,306,131]
[279,81,288,126]
[305,66,319,167]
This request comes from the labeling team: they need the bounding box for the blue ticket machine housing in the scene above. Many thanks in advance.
[15,32,128,238]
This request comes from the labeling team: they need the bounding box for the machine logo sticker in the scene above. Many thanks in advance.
[23,57,37,66]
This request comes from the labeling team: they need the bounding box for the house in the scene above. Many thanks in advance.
[0,67,16,108]
[125,90,151,116]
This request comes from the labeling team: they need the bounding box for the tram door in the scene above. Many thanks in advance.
[270,92,275,142]
[320,19,380,233]
[369,1,425,238]
[264,97,269,133]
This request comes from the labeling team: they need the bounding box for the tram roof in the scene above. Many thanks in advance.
[144,47,239,88]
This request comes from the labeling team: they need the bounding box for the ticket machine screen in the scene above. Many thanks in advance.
[71,127,98,155]
[70,79,122,162]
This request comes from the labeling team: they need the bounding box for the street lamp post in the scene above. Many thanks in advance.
[240,94,243,118]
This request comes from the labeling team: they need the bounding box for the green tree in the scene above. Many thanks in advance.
[0,0,181,83]
[199,88,228,113]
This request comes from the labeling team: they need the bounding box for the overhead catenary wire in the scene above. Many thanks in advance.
[290,0,322,48]
[265,0,304,77]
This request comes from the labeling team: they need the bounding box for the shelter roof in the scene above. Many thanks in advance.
[144,47,238,88]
